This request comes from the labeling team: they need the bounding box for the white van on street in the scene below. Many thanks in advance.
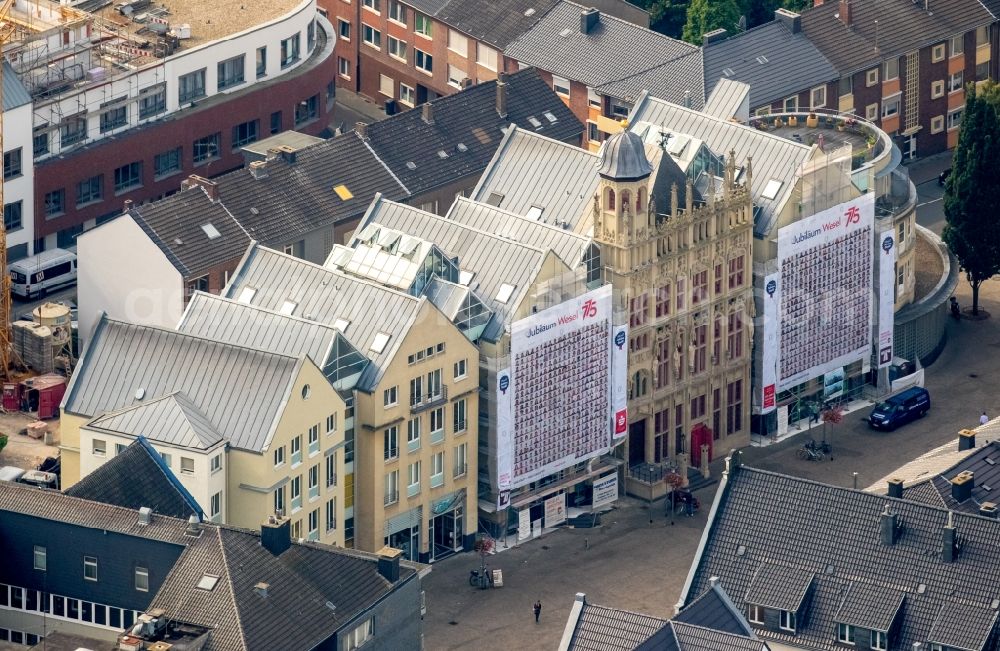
[9,249,78,299]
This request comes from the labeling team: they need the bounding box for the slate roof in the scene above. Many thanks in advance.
[506,1,701,103]
[62,315,305,452]
[628,94,813,236]
[833,581,904,632]
[683,461,1000,651]
[85,392,226,450]
[744,563,814,612]
[471,126,600,234]
[212,134,408,246]
[883,441,1000,516]
[799,0,995,75]
[353,196,561,328]
[673,580,754,636]
[927,601,999,651]
[567,603,668,651]
[1,481,417,651]
[127,186,251,279]
[65,437,203,520]
[222,244,424,390]
[362,67,581,196]
[703,20,838,110]
[434,0,560,49]
[594,50,705,108]
[3,62,32,111]
[665,623,770,651]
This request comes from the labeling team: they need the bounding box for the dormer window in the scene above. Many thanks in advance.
[748,604,764,624]
[779,610,796,632]
[837,623,855,644]
[870,630,887,650]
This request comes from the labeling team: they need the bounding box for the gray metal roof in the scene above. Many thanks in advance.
[180,291,336,366]
[506,0,699,92]
[702,21,838,110]
[222,244,423,391]
[597,130,653,180]
[3,62,31,111]
[62,315,304,452]
[685,464,1000,651]
[354,196,557,328]
[86,392,225,450]
[628,93,812,235]
[471,126,600,234]
[594,50,705,108]
[446,196,592,269]
[702,79,750,122]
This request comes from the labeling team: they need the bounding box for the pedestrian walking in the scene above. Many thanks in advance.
[981,411,989,426]
[533,600,542,623]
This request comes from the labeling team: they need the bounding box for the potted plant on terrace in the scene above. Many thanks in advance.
[806,112,819,128]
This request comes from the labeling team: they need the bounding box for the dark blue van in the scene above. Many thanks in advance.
[868,386,931,431]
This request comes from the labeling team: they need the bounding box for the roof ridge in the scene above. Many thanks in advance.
[450,196,592,241]
[558,0,695,48]
[100,315,306,362]
[6,479,192,527]
[257,246,423,303]
[585,601,669,622]
[359,135,411,195]
[184,291,344,332]
[213,528,251,651]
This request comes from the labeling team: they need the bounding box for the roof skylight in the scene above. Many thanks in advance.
[761,179,783,200]
[196,575,220,591]
[333,184,354,200]
[238,287,257,304]
[459,270,475,286]
[201,223,221,240]
[334,318,351,332]
[496,283,516,304]
[279,300,297,315]
[526,206,544,221]
[370,332,391,354]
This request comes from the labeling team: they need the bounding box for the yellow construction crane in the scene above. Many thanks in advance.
[0,0,17,382]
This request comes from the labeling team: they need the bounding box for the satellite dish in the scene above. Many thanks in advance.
[737,15,747,31]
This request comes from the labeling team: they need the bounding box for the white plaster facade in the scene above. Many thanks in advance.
[3,99,35,261]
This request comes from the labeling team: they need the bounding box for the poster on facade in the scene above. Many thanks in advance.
[544,493,567,528]
[823,367,845,399]
[776,406,789,437]
[518,508,531,541]
[497,490,510,512]
[592,473,619,509]
[501,284,614,490]
[496,368,513,490]
[775,193,875,391]
[759,272,781,414]
[611,323,629,439]
[878,228,896,368]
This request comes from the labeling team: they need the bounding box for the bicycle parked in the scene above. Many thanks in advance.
[797,439,827,462]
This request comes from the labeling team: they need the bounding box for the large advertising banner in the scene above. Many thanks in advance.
[496,368,513,490]
[877,229,896,368]
[544,493,567,528]
[759,272,781,414]
[776,193,875,391]
[503,284,613,489]
[611,324,629,439]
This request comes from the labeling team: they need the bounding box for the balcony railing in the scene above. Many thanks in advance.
[407,482,420,498]
[410,386,448,414]
[430,428,445,445]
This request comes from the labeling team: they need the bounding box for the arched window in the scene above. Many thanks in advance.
[621,190,631,211]
[637,188,646,212]
[605,188,616,210]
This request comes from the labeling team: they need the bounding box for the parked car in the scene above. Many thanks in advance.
[869,386,931,431]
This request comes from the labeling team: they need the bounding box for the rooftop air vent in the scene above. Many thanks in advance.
[406,161,417,170]
[138,506,152,525]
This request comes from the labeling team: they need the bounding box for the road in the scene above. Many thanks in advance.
[11,286,76,323]
[907,151,952,235]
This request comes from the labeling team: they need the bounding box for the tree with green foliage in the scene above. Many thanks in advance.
[942,81,1000,316]
[682,0,741,44]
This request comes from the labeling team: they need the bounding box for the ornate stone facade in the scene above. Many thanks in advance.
[594,140,754,469]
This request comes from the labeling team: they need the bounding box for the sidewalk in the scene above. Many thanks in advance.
[749,396,875,447]
[329,88,388,131]
[904,150,954,185]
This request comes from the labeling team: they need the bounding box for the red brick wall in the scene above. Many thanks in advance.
[324,0,360,92]
[34,43,338,242]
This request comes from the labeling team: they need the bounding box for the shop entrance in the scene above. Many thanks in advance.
[386,524,419,562]
[628,419,646,466]
[430,505,463,561]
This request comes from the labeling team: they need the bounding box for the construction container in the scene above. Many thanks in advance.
[2,383,20,411]
[21,374,67,419]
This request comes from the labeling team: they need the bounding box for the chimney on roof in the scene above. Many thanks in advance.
[959,429,976,451]
[725,450,742,474]
[261,515,291,556]
[951,471,974,503]
[266,147,282,161]
[249,160,268,180]
[277,145,297,165]
[580,7,599,34]
[422,102,435,125]
[254,582,269,598]
[887,478,904,499]
[813,0,824,5]
[709,576,720,588]
[775,8,801,33]
[838,0,852,27]
[575,592,586,604]
[941,511,957,562]
[981,502,998,519]
[138,506,152,526]
[702,28,727,46]
[496,73,508,119]
[376,546,402,583]
[123,199,134,214]
[181,175,220,202]
[185,514,202,536]
[879,504,899,546]
[355,121,368,140]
